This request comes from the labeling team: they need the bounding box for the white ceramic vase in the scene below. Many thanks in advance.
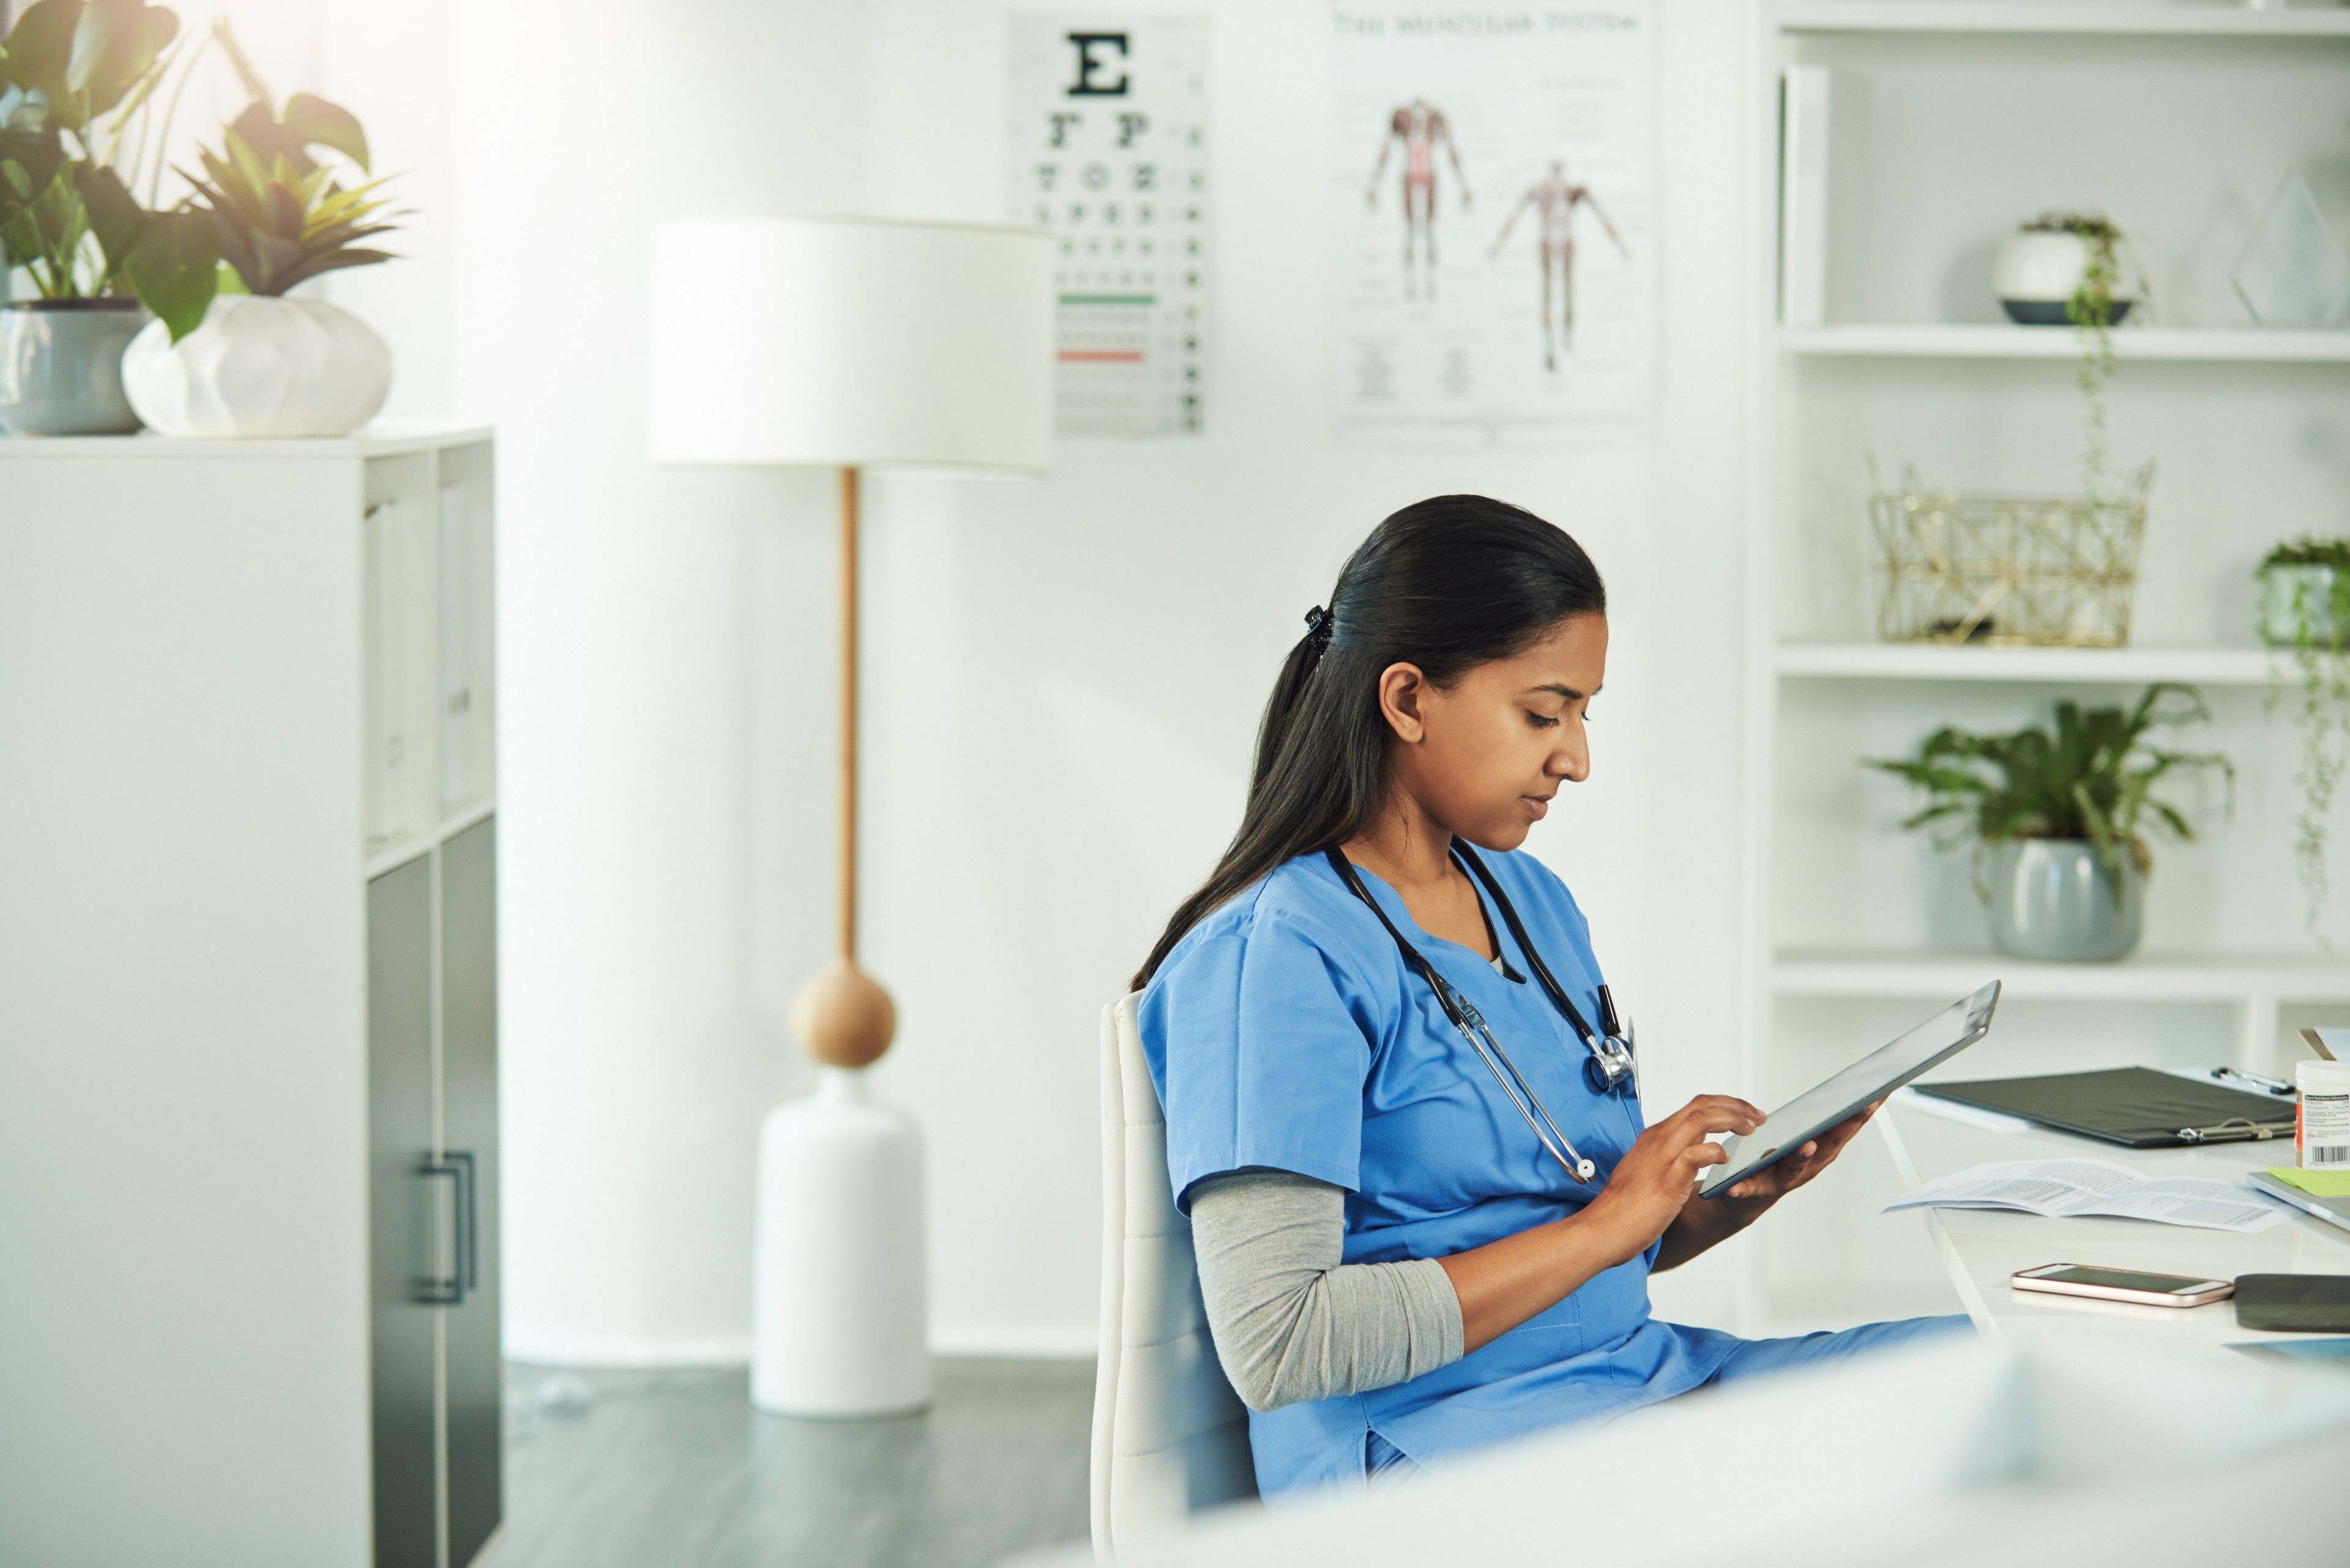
[122,294,390,438]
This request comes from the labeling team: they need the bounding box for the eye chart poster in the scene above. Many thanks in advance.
[1332,3,1654,447]
[1009,15,1210,438]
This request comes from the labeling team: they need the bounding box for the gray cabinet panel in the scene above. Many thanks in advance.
[368,854,438,1568]
[442,815,503,1567]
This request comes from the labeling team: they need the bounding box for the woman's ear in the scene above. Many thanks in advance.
[1376,662,1429,744]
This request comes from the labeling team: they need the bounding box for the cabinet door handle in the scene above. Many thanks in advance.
[446,1149,479,1296]
[415,1153,475,1305]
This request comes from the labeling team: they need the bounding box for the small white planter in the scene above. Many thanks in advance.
[1994,229,2138,327]
[122,294,390,438]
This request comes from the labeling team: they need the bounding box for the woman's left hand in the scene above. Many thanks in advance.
[1718,1099,1882,1202]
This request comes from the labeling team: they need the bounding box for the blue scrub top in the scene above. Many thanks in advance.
[1138,847,1745,1496]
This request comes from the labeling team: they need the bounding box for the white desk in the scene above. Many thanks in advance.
[1879,1095,2350,1357]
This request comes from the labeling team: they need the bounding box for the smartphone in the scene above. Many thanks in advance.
[2012,1263,2234,1308]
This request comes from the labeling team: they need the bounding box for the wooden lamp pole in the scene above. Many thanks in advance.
[789,466,897,1070]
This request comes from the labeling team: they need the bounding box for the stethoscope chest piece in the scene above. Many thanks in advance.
[1584,1028,1637,1097]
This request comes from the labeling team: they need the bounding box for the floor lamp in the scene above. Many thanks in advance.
[647,216,1052,1416]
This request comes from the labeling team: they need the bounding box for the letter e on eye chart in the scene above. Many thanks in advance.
[1332,2,1656,448]
[1009,15,1211,439]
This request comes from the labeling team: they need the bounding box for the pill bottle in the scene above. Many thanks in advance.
[2298,1059,2350,1170]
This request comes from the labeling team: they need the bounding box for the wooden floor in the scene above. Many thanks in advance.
[485,1359,1094,1568]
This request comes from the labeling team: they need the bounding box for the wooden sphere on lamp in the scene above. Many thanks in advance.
[791,957,897,1068]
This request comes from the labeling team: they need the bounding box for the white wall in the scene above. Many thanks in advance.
[326,0,873,1362]
[318,0,1758,1360]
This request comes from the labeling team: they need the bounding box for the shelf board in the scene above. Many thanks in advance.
[1777,643,2286,685]
[362,798,499,882]
[0,420,496,460]
[1779,324,2350,362]
[1774,949,2350,1003]
[1775,3,2350,39]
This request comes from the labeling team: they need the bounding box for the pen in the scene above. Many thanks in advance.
[2210,1066,2296,1098]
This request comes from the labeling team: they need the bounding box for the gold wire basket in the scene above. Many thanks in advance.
[1867,463,2153,646]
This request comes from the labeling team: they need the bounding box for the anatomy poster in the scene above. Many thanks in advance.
[1009,15,1210,437]
[1332,3,1655,446]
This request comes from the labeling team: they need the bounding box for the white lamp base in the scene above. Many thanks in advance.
[750,1067,932,1417]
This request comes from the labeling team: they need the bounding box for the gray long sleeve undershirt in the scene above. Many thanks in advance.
[1188,1170,1465,1413]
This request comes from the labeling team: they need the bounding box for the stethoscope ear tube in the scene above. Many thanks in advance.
[1322,846,1625,1185]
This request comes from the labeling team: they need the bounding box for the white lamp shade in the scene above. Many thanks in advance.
[648,215,1054,472]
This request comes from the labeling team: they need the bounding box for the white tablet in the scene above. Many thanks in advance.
[1697,980,2002,1200]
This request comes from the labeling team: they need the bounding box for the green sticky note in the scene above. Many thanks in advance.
[2267,1166,2350,1197]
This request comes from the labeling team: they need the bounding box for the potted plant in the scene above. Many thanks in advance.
[1868,685,2232,962]
[2256,537,2350,936]
[1996,211,2139,328]
[0,0,213,434]
[119,24,399,438]
[1995,210,2143,496]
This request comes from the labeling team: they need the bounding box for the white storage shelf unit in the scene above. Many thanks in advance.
[365,437,500,871]
[1742,5,2350,1329]
[0,425,502,1568]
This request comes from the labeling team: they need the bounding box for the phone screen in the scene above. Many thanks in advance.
[2034,1266,2210,1294]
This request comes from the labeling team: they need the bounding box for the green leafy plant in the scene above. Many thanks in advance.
[0,0,214,320]
[1868,684,2232,902]
[1,9,397,342]
[2025,210,2127,496]
[2259,537,2350,935]
[171,22,397,313]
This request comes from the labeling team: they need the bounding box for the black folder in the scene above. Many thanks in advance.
[2234,1274,2350,1333]
[1912,1067,2296,1149]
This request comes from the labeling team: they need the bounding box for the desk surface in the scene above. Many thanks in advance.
[1879,1096,2350,1356]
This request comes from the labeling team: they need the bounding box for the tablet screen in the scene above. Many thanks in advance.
[1698,980,2001,1198]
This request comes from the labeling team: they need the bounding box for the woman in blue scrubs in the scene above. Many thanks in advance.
[1132,496,1963,1496]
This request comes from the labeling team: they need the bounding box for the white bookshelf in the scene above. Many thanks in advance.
[1740,2,2350,1332]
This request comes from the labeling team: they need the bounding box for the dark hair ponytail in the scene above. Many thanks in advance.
[1132,495,1606,989]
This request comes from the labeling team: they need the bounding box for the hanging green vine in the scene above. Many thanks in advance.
[2261,538,2350,938]
[2032,210,2123,498]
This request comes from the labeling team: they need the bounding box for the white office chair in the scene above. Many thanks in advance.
[1090,991,1259,1557]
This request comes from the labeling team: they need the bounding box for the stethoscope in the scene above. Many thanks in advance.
[1324,844,1635,1185]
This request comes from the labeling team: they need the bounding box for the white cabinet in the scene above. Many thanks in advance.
[0,425,501,1568]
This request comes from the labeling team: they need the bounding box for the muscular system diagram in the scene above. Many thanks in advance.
[1367,99,1470,299]
[1490,160,1628,371]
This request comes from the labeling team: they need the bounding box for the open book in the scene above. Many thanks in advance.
[1886,1158,2285,1234]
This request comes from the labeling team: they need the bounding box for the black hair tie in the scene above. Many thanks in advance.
[1304,604,1334,653]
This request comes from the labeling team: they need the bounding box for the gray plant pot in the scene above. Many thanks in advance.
[1984,838,2144,962]
[0,298,150,435]
[2259,563,2344,649]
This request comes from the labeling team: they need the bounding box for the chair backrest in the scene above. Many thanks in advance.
[1090,992,1257,1557]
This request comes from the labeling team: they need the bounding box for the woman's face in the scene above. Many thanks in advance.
[1379,613,1608,851]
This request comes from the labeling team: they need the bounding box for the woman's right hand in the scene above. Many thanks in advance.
[1583,1095,1764,1265]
